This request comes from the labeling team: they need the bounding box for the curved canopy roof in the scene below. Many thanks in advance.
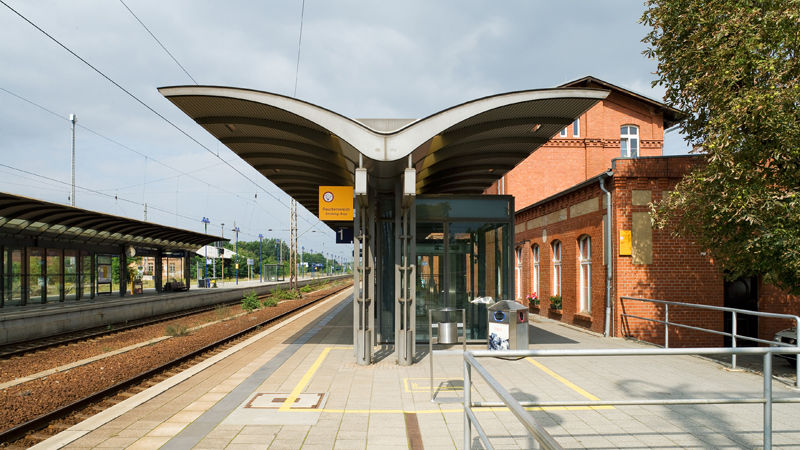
[160,86,608,217]
[0,192,225,251]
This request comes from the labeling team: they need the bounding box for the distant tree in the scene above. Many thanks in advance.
[642,0,800,293]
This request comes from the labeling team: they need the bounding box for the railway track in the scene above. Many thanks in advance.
[0,282,351,448]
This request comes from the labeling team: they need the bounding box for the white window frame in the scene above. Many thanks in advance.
[515,247,522,299]
[620,125,639,158]
[572,118,580,137]
[531,244,540,297]
[560,127,567,137]
[579,236,592,313]
[551,240,561,297]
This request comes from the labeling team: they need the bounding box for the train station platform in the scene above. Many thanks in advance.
[0,275,347,346]
[36,287,800,449]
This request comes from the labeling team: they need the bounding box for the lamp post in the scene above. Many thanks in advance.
[258,233,263,283]
[69,114,76,206]
[232,224,240,285]
[301,245,304,279]
[201,217,210,283]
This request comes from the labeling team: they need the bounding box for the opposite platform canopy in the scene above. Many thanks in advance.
[0,192,226,251]
[159,86,609,217]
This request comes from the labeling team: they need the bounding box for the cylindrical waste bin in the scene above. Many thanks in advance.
[437,307,459,344]
[488,300,529,350]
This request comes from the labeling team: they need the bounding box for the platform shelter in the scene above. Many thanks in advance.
[160,85,608,365]
[0,192,225,308]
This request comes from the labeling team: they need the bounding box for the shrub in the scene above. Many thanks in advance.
[549,295,562,310]
[262,297,279,307]
[300,284,313,293]
[272,286,300,300]
[165,324,190,336]
[242,290,260,312]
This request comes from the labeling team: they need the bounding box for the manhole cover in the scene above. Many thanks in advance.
[245,393,326,409]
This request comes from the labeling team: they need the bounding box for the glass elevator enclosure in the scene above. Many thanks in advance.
[375,195,513,345]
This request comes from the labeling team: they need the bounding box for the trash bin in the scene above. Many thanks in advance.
[436,307,460,344]
[488,300,529,350]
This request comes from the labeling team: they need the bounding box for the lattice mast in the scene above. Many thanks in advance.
[290,199,299,291]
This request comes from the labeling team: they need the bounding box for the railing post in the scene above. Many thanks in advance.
[795,319,800,389]
[732,311,737,370]
[664,303,669,348]
[763,351,772,450]
[464,357,472,449]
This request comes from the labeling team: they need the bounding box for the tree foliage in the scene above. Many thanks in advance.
[642,0,800,293]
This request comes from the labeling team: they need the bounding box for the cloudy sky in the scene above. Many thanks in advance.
[0,1,689,261]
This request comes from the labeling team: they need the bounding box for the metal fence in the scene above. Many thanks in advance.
[464,347,800,450]
[620,296,800,388]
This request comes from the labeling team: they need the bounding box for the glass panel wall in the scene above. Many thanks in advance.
[96,255,113,295]
[3,248,23,306]
[29,248,44,303]
[163,255,186,290]
[64,250,78,300]
[46,248,62,302]
[80,251,93,299]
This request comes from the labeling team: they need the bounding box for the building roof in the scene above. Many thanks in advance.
[0,192,226,251]
[159,86,608,219]
[560,76,685,128]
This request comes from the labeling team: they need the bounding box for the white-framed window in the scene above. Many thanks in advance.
[531,244,540,297]
[515,247,522,299]
[572,118,580,137]
[579,235,592,313]
[621,125,639,158]
[560,127,567,137]
[551,240,562,297]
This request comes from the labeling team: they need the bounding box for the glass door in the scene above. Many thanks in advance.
[415,222,444,342]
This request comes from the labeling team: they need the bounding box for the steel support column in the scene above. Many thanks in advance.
[354,193,375,365]
[395,190,416,365]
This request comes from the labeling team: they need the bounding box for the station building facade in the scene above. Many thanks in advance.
[490,77,799,347]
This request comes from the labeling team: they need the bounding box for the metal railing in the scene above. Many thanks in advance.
[620,296,800,387]
[464,347,800,450]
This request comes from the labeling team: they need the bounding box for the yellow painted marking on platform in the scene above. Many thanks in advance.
[526,357,613,409]
[309,405,612,414]
[279,346,350,411]
[403,377,463,393]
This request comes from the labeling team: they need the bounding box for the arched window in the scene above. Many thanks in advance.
[515,247,522,299]
[578,236,592,313]
[620,125,639,158]
[531,244,540,299]
[551,240,562,297]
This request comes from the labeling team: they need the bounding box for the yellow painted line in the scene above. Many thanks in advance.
[279,346,350,411]
[311,405,612,414]
[403,377,463,393]
[526,357,612,409]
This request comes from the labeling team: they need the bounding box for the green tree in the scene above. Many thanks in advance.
[642,0,800,293]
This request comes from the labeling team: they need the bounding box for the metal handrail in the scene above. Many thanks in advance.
[464,347,800,450]
[621,296,800,388]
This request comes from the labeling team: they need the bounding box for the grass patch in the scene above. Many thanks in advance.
[261,297,279,307]
[165,324,190,337]
[215,304,230,320]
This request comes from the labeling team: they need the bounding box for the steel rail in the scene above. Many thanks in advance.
[0,283,351,445]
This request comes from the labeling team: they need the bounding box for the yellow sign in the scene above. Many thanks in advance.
[619,230,632,256]
[319,186,353,221]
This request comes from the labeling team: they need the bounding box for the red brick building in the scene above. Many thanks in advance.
[491,77,798,347]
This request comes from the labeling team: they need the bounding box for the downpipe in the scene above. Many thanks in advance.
[599,172,613,337]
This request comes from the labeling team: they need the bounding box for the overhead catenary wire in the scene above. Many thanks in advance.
[0,1,330,238]
[293,0,306,97]
[0,0,317,227]
[0,86,272,220]
[118,0,198,85]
